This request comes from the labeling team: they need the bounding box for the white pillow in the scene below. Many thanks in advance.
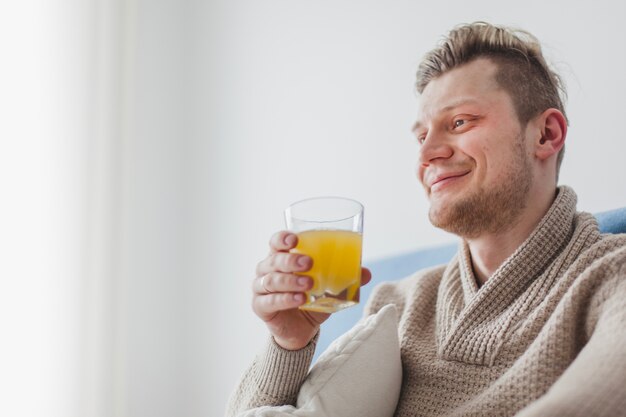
[238,304,402,417]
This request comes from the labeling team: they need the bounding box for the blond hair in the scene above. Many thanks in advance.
[416,22,567,171]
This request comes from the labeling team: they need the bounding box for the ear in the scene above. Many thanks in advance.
[534,108,567,161]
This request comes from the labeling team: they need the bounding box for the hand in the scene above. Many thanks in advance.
[252,231,372,351]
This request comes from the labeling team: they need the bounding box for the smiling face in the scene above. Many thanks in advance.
[414,58,534,238]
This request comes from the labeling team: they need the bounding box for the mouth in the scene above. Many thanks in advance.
[429,170,471,192]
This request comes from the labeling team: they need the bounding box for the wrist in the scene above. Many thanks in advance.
[273,331,318,351]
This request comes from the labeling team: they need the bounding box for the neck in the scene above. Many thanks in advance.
[466,187,557,286]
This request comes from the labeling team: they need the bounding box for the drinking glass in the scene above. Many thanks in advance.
[284,197,364,313]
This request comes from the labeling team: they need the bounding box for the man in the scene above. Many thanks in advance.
[227,22,626,416]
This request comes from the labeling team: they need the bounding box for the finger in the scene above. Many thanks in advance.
[253,273,312,294]
[256,252,312,276]
[360,267,372,286]
[269,231,299,253]
[252,292,306,318]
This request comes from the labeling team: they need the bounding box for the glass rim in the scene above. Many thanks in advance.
[285,196,364,224]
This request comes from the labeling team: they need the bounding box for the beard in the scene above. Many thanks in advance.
[428,136,533,239]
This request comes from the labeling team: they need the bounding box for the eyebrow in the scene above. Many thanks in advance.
[411,97,481,133]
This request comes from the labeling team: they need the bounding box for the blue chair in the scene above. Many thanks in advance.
[314,207,626,361]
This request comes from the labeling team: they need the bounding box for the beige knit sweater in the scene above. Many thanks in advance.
[227,187,626,416]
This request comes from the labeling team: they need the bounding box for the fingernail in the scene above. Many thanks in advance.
[297,256,309,268]
[293,293,304,303]
[297,277,309,288]
[284,234,297,247]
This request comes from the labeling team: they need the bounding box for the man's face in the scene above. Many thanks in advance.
[413,58,534,238]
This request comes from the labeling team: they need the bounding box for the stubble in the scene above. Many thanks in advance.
[428,135,532,238]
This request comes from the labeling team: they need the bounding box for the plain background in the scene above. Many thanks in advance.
[1,1,625,417]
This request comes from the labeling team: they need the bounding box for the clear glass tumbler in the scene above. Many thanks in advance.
[284,196,364,313]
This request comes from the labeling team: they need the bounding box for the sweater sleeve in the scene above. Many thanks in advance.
[516,265,626,417]
[225,333,318,417]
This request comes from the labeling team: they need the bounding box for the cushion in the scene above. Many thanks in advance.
[238,304,402,417]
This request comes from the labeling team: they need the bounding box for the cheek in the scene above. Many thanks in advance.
[456,131,486,154]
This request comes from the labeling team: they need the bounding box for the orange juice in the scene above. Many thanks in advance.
[292,229,362,313]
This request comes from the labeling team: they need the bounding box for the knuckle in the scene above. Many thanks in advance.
[265,294,280,312]
[270,231,288,249]
[275,272,289,288]
[275,253,290,270]
[264,274,273,290]
[282,293,295,305]
[265,273,277,289]
[288,273,299,287]
[287,255,297,270]
[269,253,281,270]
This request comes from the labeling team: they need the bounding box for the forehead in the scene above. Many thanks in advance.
[416,58,506,123]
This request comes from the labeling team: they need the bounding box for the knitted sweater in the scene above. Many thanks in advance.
[227,187,626,416]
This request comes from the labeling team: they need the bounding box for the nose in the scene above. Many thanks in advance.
[418,131,454,167]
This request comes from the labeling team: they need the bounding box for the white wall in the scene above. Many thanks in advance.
[4,1,625,417]
[0,2,90,417]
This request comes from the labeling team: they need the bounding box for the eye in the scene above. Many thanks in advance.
[451,114,480,130]
[415,130,427,145]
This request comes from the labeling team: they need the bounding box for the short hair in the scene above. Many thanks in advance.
[416,22,567,172]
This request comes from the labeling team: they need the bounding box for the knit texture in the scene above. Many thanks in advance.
[226,333,318,416]
[227,186,626,417]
